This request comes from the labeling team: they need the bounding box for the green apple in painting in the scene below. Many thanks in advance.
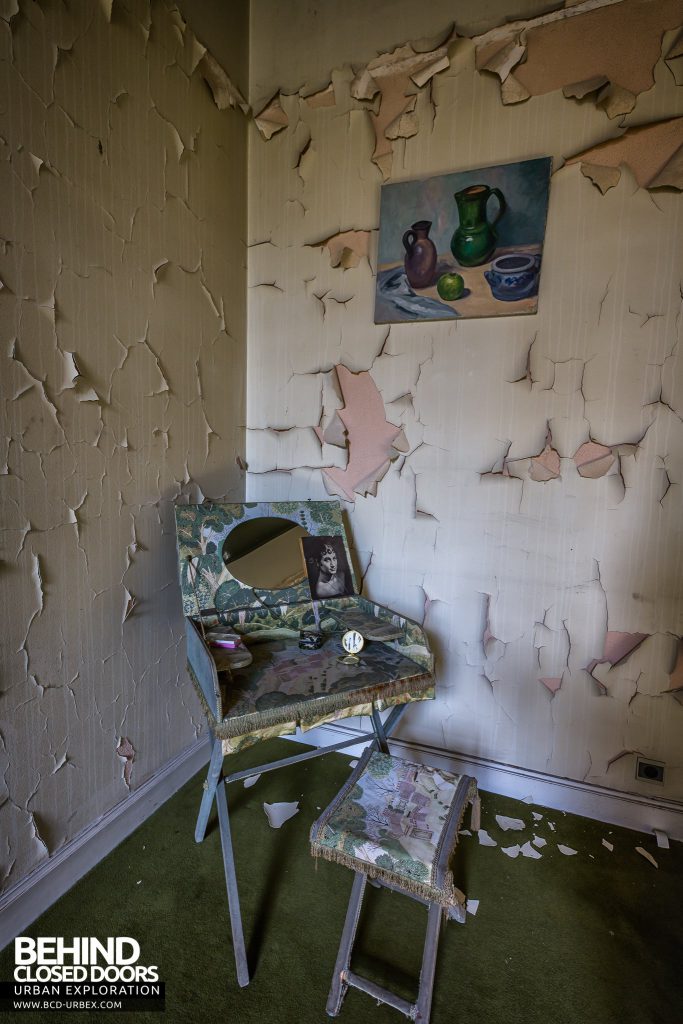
[436,272,465,301]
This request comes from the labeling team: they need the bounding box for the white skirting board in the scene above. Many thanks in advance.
[287,718,683,841]
[0,736,211,954]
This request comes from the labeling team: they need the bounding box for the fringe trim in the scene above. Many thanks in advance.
[187,662,219,729]
[213,671,433,740]
[310,842,462,910]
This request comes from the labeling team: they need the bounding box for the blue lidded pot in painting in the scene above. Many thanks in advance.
[485,252,541,301]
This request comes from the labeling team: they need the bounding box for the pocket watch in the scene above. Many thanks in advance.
[339,628,364,664]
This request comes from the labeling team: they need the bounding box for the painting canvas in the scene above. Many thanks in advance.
[374,157,552,323]
[300,536,355,601]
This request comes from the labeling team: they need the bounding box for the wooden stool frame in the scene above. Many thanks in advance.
[321,773,478,1023]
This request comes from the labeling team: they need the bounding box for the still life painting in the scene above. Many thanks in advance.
[374,156,552,323]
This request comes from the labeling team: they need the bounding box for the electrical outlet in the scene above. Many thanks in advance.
[636,758,665,784]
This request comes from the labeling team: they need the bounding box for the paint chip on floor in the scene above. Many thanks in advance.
[532,812,543,822]
[654,830,670,850]
[602,839,614,852]
[502,844,521,858]
[635,847,658,868]
[521,841,542,859]
[348,760,358,768]
[478,829,498,847]
[460,829,472,836]
[548,822,556,831]
[466,899,479,916]
[496,815,525,831]
[532,835,547,848]
[263,801,300,828]
[244,773,261,788]
[557,844,578,856]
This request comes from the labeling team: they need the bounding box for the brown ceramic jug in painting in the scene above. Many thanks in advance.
[402,220,437,289]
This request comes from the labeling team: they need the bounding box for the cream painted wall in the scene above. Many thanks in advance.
[246,2,683,799]
[0,0,247,891]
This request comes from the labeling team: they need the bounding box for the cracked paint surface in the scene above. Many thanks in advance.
[1,0,246,892]
[247,0,683,803]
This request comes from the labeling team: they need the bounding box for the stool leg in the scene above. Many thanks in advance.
[195,731,222,843]
[326,871,367,1017]
[215,778,250,987]
[414,903,442,1024]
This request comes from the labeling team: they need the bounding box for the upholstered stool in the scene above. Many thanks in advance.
[311,748,480,1023]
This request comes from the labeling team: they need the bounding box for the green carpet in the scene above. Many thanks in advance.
[1,740,681,1024]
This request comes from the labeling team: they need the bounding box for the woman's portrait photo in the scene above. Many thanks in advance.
[300,535,354,600]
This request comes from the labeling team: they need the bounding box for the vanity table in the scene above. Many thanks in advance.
[174,500,434,986]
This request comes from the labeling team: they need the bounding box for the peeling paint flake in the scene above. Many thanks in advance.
[478,0,683,116]
[307,229,371,270]
[263,801,299,828]
[255,94,289,140]
[567,117,683,192]
[635,846,658,868]
[350,39,451,179]
[116,737,135,789]
[496,815,526,831]
[199,51,250,114]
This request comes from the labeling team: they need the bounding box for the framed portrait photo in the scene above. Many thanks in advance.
[300,535,355,601]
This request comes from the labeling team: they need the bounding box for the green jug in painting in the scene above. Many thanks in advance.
[450,184,506,267]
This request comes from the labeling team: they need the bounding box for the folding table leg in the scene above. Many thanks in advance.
[382,702,407,739]
[195,733,222,844]
[414,902,442,1024]
[326,872,366,1017]
[215,779,250,988]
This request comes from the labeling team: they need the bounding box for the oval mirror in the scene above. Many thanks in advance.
[222,517,309,591]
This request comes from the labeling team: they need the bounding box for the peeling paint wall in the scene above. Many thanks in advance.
[246,0,683,801]
[0,0,247,891]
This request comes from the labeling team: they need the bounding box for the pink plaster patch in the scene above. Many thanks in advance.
[603,631,648,665]
[540,676,562,694]
[587,631,648,675]
[574,441,615,478]
[529,444,560,482]
[323,365,401,501]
